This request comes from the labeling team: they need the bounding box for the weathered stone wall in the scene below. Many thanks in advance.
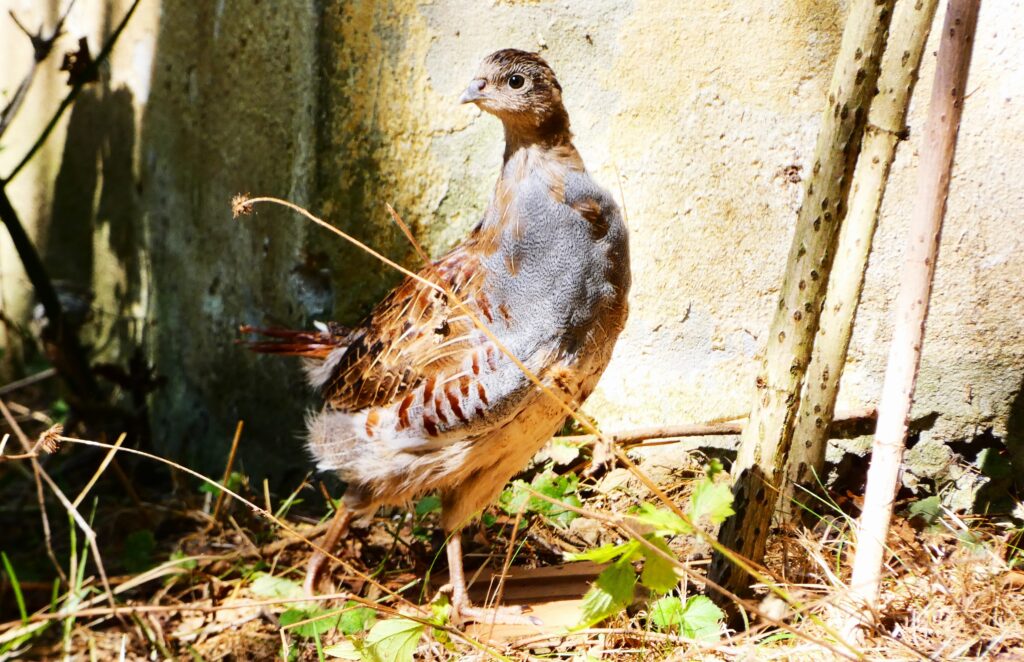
[1,1,1022,485]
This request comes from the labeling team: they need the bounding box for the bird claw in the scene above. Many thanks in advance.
[451,602,542,627]
[585,435,617,477]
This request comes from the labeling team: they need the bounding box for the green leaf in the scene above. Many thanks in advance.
[706,458,725,480]
[279,603,374,639]
[498,480,531,514]
[908,495,942,525]
[323,640,361,660]
[679,595,724,641]
[122,530,156,574]
[639,537,678,594]
[547,493,581,528]
[631,503,692,535]
[281,608,333,638]
[649,595,723,641]
[1,552,27,623]
[649,595,685,631]
[498,469,581,526]
[429,593,451,627]
[362,618,424,662]
[51,399,69,424]
[566,540,638,564]
[576,559,637,628]
[338,602,377,635]
[688,480,735,525]
[414,495,441,516]
[200,471,246,495]
[169,549,198,570]
[250,572,304,601]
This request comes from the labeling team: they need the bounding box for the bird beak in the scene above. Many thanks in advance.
[459,78,487,104]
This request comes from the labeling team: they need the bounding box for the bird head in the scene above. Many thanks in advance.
[460,49,570,142]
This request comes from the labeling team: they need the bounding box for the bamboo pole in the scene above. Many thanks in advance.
[784,0,941,520]
[710,0,896,603]
[845,0,980,632]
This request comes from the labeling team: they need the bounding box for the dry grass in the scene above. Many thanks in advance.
[1,388,1022,661]
[2,199,1020,660]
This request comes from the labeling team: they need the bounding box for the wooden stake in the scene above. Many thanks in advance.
[785,0,941,520]
[845,0,980,634]
[711,0,896,604]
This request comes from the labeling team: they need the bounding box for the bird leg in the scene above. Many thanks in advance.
[444,530,541,626]
[304,503,352,596]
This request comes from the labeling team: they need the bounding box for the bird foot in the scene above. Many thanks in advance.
[451,599,541,626]
[304,547,340,597]
[585,435,617,477]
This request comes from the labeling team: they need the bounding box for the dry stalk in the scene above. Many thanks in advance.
[2,432,507,659]
[712,0,897,604]
[0,399,66,582]
[522,485,867,660]
[845,0,981,637]
[211,420,244,521]
[485,505,526,641]
[786,0,941,519]
[56,436,406,608]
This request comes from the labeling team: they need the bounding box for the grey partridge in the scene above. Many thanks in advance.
[246,49,630,624]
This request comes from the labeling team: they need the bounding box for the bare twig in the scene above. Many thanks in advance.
[3,0,141,184]
[555,407,877,448]
[55,436,417,613]
[0,1,77,138]
[0,402,116,614]
[0,189,98,403]
[846,0,981,636]
[485,504,526,641]
[0,367,57,396]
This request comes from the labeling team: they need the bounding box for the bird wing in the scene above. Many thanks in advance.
[320,239,542,446]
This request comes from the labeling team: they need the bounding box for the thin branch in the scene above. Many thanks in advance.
[3,0,141,184]
[845,0,981,636]
[0,1,77,138]
[0,188,99,403]
[556,407,877,448]
[0,367,57,396]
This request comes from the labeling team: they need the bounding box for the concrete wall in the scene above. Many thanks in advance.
[1,1,1022,486]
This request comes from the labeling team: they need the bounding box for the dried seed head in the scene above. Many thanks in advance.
[38,424,63,454]
[231,194,254,218]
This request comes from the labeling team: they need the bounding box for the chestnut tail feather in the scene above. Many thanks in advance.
[237,324,349,358]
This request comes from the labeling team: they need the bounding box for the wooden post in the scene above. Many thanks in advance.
[845,0,980,633]
[785,0,941,520]
[711,0,896,604]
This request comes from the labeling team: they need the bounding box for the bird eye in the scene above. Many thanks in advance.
[508,74,525,89]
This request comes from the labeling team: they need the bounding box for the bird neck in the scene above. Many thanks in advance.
[501,106,574,163]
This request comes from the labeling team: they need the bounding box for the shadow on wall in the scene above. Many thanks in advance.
[35,3,152,445]
[970,373,1024,517]
[45,85,145,352]
[1005,374,1024,490]
[31,1,346,485]
[131,1,324,484]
